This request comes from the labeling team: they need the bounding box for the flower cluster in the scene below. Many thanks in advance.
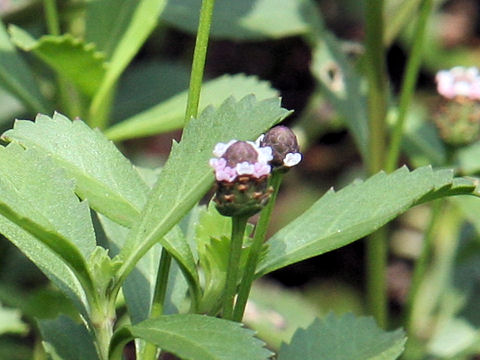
[209,140,272,183]
[209,126,302,217]
[257,125,302,171]
[435,66,480,100]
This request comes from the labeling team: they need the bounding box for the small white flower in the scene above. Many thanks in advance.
[436,66,480,100]
[256,146,273,164]
[284,153,302,167]
[213,140,237,157]
[236,161,255,175]
[255,134,265,147]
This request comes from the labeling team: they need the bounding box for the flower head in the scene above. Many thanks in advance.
[209,140,273,217]
[258,125,302,171]
[435,66,480,100]
[209,140,273,183]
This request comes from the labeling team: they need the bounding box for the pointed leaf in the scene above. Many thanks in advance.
[3,112,150,227]
[39,315,99,360]
[111,315,272,360]
[9,26,106,97]
[117,95,290,285]
[105,74,279,141]
[0,20,48,112]
[257,166,478,276]
[278,313,406,360]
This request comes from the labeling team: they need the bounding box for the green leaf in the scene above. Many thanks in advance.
[3,112,150,227]
[0,143,95,305]
[0,222,89,315]
[0,20,48,112]
[9,26,106,97]
[110,314,272,360]
[89,0,167,127]
[278,313,406,360]
[399,103,446,167]
[85,0,138,58]
[105,74,279,141]
[455,140,480,175]
[0,302,28,335]
[244,281,320,350]
[311,32,369,159]
[257,166,478,276]
[39,315,99,360]
[162,0,312,41]
[117,95,290,286]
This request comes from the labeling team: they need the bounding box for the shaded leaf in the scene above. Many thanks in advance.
[3,112,150,227]
[105,74,279,141]
[9,26,106,97]
[455,140,480,175]
[311,32,368,159]
[162,0,312,41]
[0,20,48,112]
[117,95,290,291]
[39,315,98,360]
[85,0,138,58]
[257,166,478,276]
[111,314,272,360]
[278,313,406,360]
[89,0,167,126]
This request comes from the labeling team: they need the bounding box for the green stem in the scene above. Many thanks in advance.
[405,199,442,335]
[140,248,172,360]
[364,0,389,328]
[222,215,249,320]
[385,0,434,172]
[184,0,216,124]
[233,172,283,322]
[43,0,60,35]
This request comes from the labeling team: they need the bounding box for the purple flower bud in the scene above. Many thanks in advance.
[209,140,274,217]
[258,125,302,170]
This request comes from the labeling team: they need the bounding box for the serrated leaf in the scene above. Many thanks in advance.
[0,20,48,112]
[257,166,478,276]
[117,95,290,288]
[39,315,99,360]
[0,144,95,296]
[162,0,311,41]
[111,315,272,360]
[3,112,150,228]
[9,26,106,97]
[105,74,279,141]
[278,313,406,360]
[311,32,368,159]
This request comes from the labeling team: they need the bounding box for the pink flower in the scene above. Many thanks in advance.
[436,67,480,100]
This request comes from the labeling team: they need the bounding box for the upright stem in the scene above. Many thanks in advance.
[233,172,283,322]
[222,216,249,320]
[43,0,60,35]
[140,248,172,360]
[385,0,434,172]
[184,0,216,124]
[364,0,389,328]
